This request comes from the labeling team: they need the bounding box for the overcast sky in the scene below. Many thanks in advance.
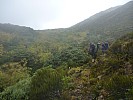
[0,0,131,30]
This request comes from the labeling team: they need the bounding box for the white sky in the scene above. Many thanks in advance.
[0,0,131,30]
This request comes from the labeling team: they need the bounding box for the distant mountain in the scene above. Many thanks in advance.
[70,1,133,41]
[0,1,133,42]
[0,24,36,50]
[0,23,35,35]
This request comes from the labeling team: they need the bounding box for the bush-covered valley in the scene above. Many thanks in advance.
[0,1,133,99]
[0,24,133,99]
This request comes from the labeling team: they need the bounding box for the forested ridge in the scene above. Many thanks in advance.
[0,1,133,100]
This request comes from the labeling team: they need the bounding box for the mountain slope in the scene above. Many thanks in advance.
[70,1,133,41]
[0,1,133,43]
[0,23,36,35]
[0,23,37,52]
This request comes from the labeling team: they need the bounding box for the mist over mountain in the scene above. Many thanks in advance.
[69,1,133,40]
[0,1,133,42]
[35,1,133,43]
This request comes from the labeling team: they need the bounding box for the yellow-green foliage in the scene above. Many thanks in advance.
[62,67,92,99]
[30,67,62,100]
[0,62,30,92]
[0,44,4,56]
[103,75,133,99]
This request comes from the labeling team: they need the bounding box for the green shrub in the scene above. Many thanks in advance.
[104,75,133,99]
[0,62,30,92]
[29,67,62,100]
[0,78,31,100]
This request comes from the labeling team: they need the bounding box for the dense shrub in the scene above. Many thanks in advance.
[29,67,62,100]
[0,78,31,100]
[104,75,133,99]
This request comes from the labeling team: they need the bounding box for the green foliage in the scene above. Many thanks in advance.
[62,76,73,90]
[11,49,42,70]
[0,78,31,100]
[0,62,30,92]
[104,75,133,99]
[47,47,89,68]
[30,67,62,100]
[126,86,133,99]
[0,44,4,56]
[106,56,124,70]
[110,32,133,57]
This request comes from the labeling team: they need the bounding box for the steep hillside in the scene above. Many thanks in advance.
[70,1,133,41]
[0,1,132,44]
[59,32,133,99]
[36,1,133,43]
